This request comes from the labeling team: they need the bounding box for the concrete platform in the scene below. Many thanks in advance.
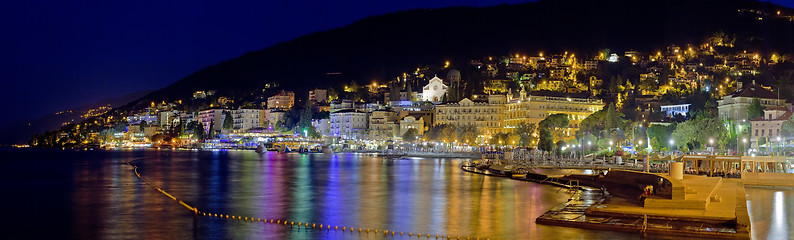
[539,173,751,239]
[588,175,740,221]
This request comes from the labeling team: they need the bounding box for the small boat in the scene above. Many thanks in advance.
[255,143,265,154]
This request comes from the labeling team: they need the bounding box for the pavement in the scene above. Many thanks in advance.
[587,174,743,222]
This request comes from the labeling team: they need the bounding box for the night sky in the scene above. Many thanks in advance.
[2,0,794,130]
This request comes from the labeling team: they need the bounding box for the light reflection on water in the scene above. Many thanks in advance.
[747,187,793,240]
[1,149,792,239]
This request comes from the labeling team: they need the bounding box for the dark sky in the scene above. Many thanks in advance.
[2,0,793,130]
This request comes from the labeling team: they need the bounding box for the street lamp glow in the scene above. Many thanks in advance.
[743,138,747,143]
[709,138,714,144]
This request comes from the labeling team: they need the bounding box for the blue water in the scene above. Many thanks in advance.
[0,148,787,239]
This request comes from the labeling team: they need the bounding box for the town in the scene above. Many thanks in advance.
[30,32,794,159]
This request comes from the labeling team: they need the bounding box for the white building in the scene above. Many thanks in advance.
[264,109,286,127]
[197,109,226,134]
[329,109,369,139]
[750,107,792,148]
[435,95,506,136]
[368,109,398,139]
[312,119,331,136]
[399,116,424,136]
[660,104,691,118]
[422,76,448,102]
[232,109,265,133]
[718,81,787,121]
[127,113,158,125]
[267,90,295,110]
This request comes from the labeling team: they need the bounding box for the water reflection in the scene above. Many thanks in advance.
[3,149,791,239]
[747,187,793,240]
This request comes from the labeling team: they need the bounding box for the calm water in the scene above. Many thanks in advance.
[0,149,789,239]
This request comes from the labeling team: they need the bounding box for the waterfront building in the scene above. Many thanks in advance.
[330,109,369,139]
[312,119,331,136]
[267,90,295,110]
[197,109,226,133]
[179,111,195,126]
[158,110,181,130]
[660,104,691,118]
[127,113,158,125]
[505,90,603,138]
[264,109,286,127]
[422,76,448,102]
[750,107,792,148]
[399,116,424,136]
[368,109,398,139]
[435,95,506,136]
[232,108,266,133]
[718,81,787,121]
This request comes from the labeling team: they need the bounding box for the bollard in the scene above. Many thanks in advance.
[392,231,395,235]
[343,227,346,231]
[335,226,338,230]
[313,223,315,228]
[409,233,412,236]
[437,235,439,238]
[320,224,322,228]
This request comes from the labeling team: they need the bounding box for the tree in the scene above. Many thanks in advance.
[186,121,205,140]
[406,83,414,101]
[513,122,537,147]
[389,82,401,101]
[208,119,215,139]
[671,115,728,151]
[456,125,479,144]
[646,124,676,150]
[222,111,234,132]
[747,97,764,120]
[538,114,569,152]
[603,102,625,131]
[298,96,313,130]
[782,117,794,138]
[402,128,418,142]
[538,128,555,152]
[139,120,147,132]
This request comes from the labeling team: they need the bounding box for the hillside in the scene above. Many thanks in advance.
[118,0,794,112]
[1,90,151,144]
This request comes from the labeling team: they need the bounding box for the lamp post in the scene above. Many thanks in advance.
[709,138,715,154]
[669,139,675,155]
[777,136,782,156]
[742,138,747,155]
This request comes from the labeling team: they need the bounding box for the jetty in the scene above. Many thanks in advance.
[460,155,753,239]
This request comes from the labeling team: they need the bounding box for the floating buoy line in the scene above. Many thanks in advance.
[126,159,488,240]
